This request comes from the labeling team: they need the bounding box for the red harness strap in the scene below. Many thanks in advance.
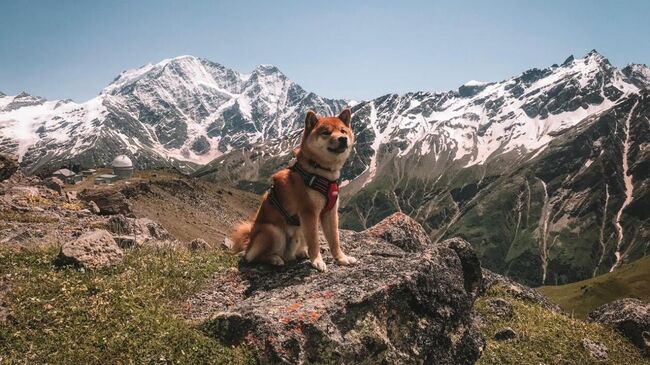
[289,162,339,214]
[323,182,339,213]
[268,163,339,227]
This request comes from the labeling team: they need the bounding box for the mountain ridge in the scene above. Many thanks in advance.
[2,50,649,286]
[0,55,347,174]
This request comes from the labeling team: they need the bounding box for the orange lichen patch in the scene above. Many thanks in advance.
[286,302,301,313]
[309,311,322,322]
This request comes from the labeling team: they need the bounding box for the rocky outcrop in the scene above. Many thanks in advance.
[481,269,563,314]
[0,153,18,182]
[78,188,132,215]
[191,213,484,364]
[364,212,432,252]
[588,298,650,356]
[187,238,211,251]
[107,214,175,248]
[42,177,65,194]
[57,229,124,269]
[493,327,517,341]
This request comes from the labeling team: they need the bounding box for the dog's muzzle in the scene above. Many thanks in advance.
[328,137,348,154]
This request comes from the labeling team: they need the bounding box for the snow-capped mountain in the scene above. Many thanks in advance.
[2,50,649,286]
[0,56,346,174]
[197,51,650,285]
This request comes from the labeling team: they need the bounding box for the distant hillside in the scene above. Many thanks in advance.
[538,256,650,318]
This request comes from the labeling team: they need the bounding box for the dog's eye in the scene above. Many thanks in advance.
[322,131,332,136]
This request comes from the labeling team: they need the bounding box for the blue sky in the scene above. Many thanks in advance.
[1,0,648,102]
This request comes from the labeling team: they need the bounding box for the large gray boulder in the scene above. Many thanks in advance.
[42,176,65,194]
[364,212,432,252]
[107,214,175,248]
[588,298,650,356]
[57,229,124,269]
[191,213,484,364]
[78,187,132,215]
[481,268,563,314]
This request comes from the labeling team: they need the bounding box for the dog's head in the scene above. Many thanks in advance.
[299,109,354,167]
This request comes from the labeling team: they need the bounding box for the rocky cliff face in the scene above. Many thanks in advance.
[188,213,485,364]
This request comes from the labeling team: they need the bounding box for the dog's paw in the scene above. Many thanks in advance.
[268,255,285,266]
[336,254,358,266]
[296,248,309,260]
[310,256,328,272]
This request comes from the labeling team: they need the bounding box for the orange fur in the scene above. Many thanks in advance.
[229,109,357,271]
[230,220,253,254]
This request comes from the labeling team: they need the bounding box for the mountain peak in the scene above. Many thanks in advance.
[561,55,575,66]
[583,49,610,64]
[586,49,603,57]
[252,64,283,75]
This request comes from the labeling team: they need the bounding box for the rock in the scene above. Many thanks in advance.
[42,177,65,194]
[65,190,78,202]
[364,212,431,252]
[78,188,132,215]
[485,297,513,318]
[76,209,91,218]
[87,201,101,214]
[493,327,517,341]
[57,230,123,269]
[107,214,175,246]
[0,154,18,182]
[481,269,564,313]
[193,216,484,364]
[588,298,650,356]
[187,238,211,251]
[113,236,136,249]
[8,186,40,199]
[107,214,133,235]
[582,338,608,361]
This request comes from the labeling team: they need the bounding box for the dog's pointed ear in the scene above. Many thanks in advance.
[338,108,352,127]
[305,111,318,130]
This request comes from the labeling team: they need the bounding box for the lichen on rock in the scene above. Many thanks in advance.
[191,213,485,364]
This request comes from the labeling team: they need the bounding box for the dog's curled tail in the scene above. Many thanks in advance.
[229,220,253,255]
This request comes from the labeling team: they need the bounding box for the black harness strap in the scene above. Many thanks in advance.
[267,162,339,227]
[267,186,300,226]
[289,162,336,199]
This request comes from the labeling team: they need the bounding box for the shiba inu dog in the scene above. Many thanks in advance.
[230,109,356,271]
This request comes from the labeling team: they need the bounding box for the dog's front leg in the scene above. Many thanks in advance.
[301,211,327,271]
[321,207,357,265]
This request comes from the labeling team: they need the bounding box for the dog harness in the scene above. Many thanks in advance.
[267,162,339,226]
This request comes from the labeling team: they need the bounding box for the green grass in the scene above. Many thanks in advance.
[538,255,650,318]
[476,285,649,365]
[0,245,254,365]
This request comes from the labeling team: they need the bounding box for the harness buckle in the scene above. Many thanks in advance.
[309,175,316,186]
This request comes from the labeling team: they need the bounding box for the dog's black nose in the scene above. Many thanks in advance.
[338,136,348,147]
